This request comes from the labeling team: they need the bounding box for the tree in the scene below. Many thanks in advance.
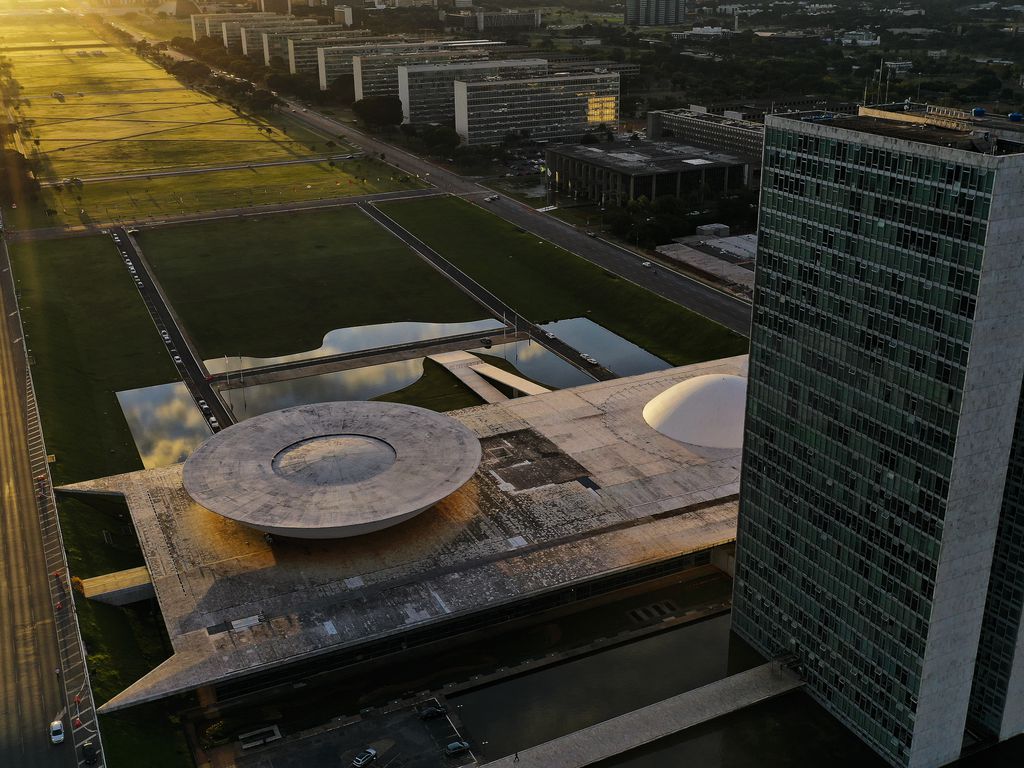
[328,75,355,105]
[352,95,402,128]
[248,89,279,112]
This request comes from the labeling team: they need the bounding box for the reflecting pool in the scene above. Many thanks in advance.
[116,381,211,468]
[541,318,670,377]
[472,339,595,390]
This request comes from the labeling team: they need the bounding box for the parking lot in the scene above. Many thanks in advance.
[236,702,476,768]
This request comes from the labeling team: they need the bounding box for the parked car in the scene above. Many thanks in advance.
[444,741,470,756]
[419,705,447,720]
[81,740,98,765]
[49,720,64,744]
[351,747,377,766]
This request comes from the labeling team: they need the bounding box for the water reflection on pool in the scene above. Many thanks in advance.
[205,319,505,374]
[116,381,211,469]
[541,318,670,377]
[473,340,594,390]
[221,358,425,420]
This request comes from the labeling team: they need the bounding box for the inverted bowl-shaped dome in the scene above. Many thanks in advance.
[643,374,747,450]
[183,401,481,539]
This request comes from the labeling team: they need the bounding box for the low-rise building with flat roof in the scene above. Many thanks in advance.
[64,358,748,714]
[399,57,548,124]
[454,71,619,146]
[647,108,764,158]
[545,140,755,206]
[443,9,542,31]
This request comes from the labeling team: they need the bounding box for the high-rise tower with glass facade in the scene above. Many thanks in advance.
[733,104,1024,768]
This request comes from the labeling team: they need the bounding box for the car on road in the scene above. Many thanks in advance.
[479,337,493,348]
[160,330,170,340]
[81,740,98,765]
[127,228,139,234]
[641,261,652,268]
[419,704,447,719]
[444,740,471,756]
[351,747,377,766]
[173,355,182,364]
[49,719,64,744]
[586,231,597,237]
[209,416,220,428]
[198,399,209,411]
[484,195,499,202]
[544,331,556,339]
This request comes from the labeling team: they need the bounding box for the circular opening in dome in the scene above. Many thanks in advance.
[271,434,396,485]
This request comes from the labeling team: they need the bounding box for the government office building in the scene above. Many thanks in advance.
[353,46,506,100]
[399,58,547,125]
[454,71,619,146]
[734,104,1024,768]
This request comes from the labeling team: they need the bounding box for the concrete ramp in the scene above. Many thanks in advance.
[469,362,550,396]
[80,566,154,606]
[428,351,509,404]
[480,662,802,767]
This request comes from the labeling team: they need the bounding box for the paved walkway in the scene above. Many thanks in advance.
[469,361,550,396]
[481,663,802,767]
[428,351,508,403]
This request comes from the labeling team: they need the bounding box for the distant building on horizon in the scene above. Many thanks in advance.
[734,104,1024,768]
[624,0,685,27]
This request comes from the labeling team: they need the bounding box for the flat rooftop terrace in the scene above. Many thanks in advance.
[548,140,755,175]
[777,104,1024,155]
[63,357,747,713]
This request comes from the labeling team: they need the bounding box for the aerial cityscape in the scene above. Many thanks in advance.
[2,0,1024,767]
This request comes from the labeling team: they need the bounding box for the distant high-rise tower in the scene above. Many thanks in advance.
[624,0,684,26]
[733,104,1024,768]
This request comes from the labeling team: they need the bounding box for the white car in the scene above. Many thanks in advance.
[173,355,182,364]
[641,261,652,268]
[49,720,64,744]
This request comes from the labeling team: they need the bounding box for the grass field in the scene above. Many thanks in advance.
[111,13,192,43]
[373,358,483,412]
[10,235,175,483]
[139,207,488,359]
[1,17,348,174]
[15,157,413,228]
[380,197,748,365]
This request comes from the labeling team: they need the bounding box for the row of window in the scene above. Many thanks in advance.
[766,127,996,193]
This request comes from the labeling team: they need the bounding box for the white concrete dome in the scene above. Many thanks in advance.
[183,402,481,539]
[643,374,747,450]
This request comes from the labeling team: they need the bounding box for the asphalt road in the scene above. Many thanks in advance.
[0,237,75,768]
[360,203,615,381]
[281,102,753,337]
[110,227,234,430]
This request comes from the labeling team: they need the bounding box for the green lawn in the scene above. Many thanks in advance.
[138,207,488,360]
[379,197,748,365]
[16,157,413,229]
[10,236,176,485]
[4,18,327,179]
[373,358,482,412]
